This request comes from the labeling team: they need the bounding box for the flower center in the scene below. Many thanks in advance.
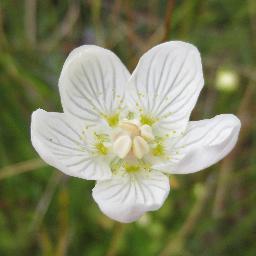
[112,120,155,159]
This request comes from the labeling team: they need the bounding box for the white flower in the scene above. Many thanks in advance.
[31,41,241,223]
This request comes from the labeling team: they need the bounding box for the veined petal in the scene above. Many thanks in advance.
[31,109,112,180]
[127,41,204,135]
[92,170,170,223]
[153,114,241,174]
[59,45,130,127]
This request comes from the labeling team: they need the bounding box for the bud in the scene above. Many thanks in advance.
[215,68,239,92]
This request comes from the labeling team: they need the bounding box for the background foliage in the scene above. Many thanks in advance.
[0,0,255,255]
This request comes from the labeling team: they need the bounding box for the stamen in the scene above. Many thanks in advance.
[113,135,132,159]
[119,121,140,137]
[140,124,155,141]
[133,136,149,159]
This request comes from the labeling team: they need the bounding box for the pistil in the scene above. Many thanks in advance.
[112,120,154,159]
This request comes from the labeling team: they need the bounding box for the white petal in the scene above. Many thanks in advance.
[92,170,170,223]
[59,45,130,126]
[127,41,204,135]
[153,114,241,174]
[31,109,112,180]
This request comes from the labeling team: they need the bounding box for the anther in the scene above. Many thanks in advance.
[113,135,132,159]
[119,121,140,137]
[140,124,155,141]
[133,136,149,159]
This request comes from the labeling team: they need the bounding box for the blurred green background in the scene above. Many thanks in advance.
[0,0,256,255]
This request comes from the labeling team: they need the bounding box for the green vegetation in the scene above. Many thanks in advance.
[0,0,255,255]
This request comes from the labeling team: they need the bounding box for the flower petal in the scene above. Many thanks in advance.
[153,114,241,174]
[127,41,204,135]
[31,109,112,180]
[92,170,170,223]
[59,45,130,126]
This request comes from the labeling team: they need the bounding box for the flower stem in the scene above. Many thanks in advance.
[0,158,45,180]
